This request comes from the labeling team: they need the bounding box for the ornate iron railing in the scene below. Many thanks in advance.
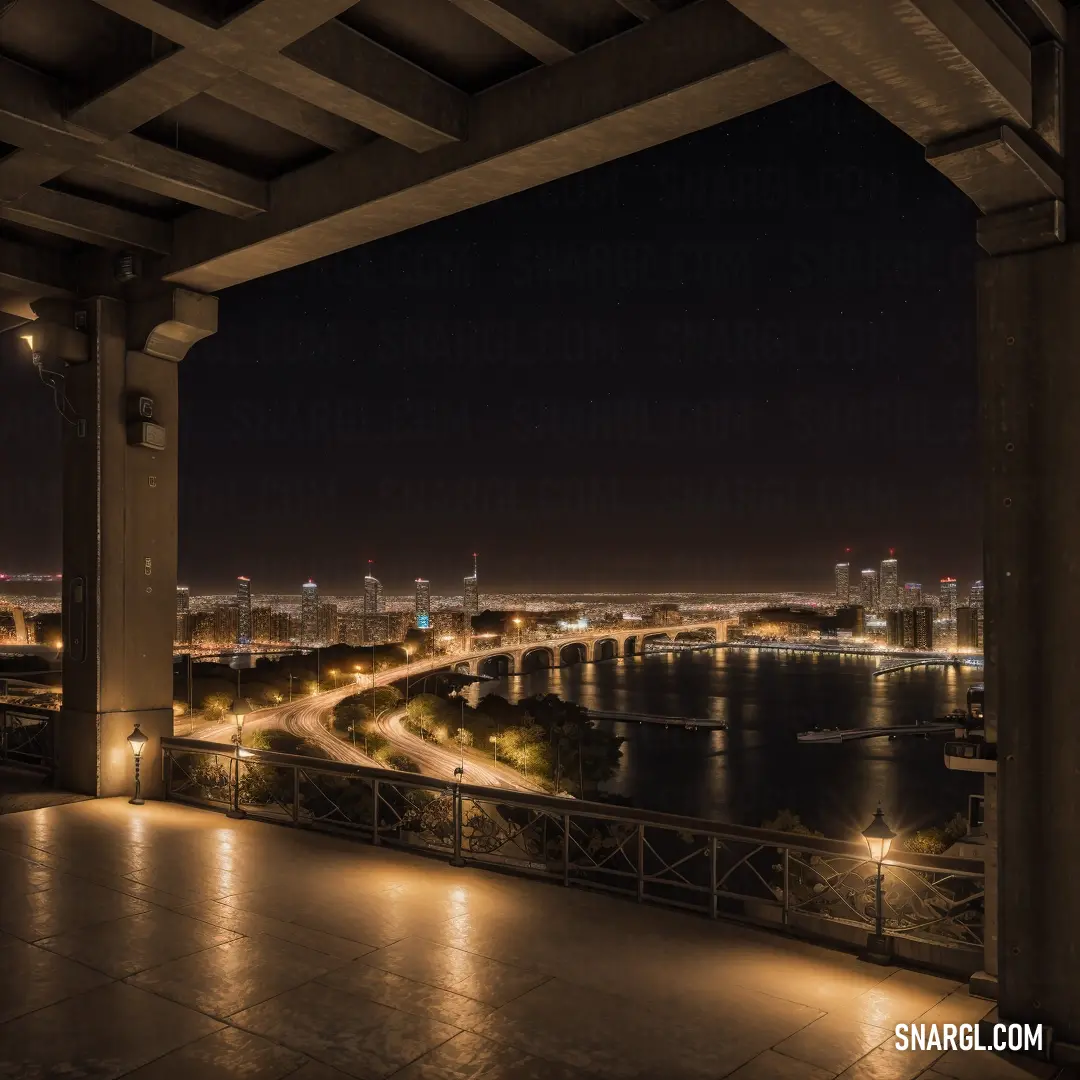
[0,704,56,773]
[161,737,985,953]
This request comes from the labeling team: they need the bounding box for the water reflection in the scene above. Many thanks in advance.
[466,649,981,837]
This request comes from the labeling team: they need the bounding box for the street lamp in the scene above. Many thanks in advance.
[404,645,413,701]
[861,806,896,963]
[126,724,148,805]
[489,732,498,763]
[513,617,522,644]
[226,698,250,820]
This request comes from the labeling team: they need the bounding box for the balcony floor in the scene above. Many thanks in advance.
[0,798,1057,1080]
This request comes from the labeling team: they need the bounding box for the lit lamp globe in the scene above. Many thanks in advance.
[126,724,149,805]
[229,697,251,745]
[861,807,896,865]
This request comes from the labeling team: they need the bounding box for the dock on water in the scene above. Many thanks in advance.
[797,721,960,744]
[585,709,726,730]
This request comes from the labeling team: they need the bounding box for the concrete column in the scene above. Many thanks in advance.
[979,244,1080,1046]
[56,290,216,798]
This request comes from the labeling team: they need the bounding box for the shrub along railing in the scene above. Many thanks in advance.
[161,737,985,967]
[0,704,56,774]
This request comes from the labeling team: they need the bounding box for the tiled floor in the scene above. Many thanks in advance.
[0,798,1063,1080]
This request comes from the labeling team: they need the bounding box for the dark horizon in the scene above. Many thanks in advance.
[1,84,980,594]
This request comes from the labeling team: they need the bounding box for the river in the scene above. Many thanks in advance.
[465,647,982,841]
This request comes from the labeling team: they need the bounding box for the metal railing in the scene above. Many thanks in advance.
[0,704,56,773]
[161,736,985,953]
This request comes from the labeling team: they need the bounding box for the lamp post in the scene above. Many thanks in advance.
[404,646,412,701]
[489,731,498,764]
[513,617,522,644]
[226,697,250,820]
[861,806,896,963]
[126,724,148,805]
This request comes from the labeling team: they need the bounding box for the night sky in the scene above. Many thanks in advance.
[1,84,980,596]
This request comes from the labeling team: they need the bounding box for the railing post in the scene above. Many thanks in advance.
[637,824,645,902]
[709,837,718,919]
[292,766,300,825]
[565,812,574,885]
[371,779,380,845]
[782,846,791,926]
[0,709,7,763]
[450,784,465,867]
[163,749,172,799]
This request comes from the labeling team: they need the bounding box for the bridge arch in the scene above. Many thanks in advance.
[520,647,555,674]
[640,632,674,651]
[558,642,588,666]
[477,653,515,678]
[591,637,619,662]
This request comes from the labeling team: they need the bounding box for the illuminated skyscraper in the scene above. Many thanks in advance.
[464,552,479,616]
[970,580,984,612]
[300,580,318,647]
[363,561,383,617]
[939,578,957,620]
[860,568,878,612]
[880,556,899,611]
[835,562,850,603]
[175,585,191,645]
[236,576,251,645]
[415,578,431,629]
[903,582,922,609]
[912,606,934,649]
[957,606,980,650]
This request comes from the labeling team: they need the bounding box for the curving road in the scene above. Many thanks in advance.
[192,674,541,789]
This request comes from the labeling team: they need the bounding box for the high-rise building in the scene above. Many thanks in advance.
[834,562,850,604]
[318,603,339,645]
[252,606,272,643]
[970,580,984,612]
[363,561,383,616]
[464,552,479,616]
[860,568,878,612]
[236,576,251,644]
[175,585,191,645]
[956,606,980,650]
[912,606,934,649]
[270,610,294,644]
[300,580,318,646]
[415,578,431,629]
[880,557,899,611]
[939,578,957,620]
[903,582,922,609]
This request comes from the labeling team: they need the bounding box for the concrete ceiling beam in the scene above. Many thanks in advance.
[161,0,828,291]
[0,58,268,218]
[723,0,1033,144]
[92,0,467,151]
[1,188,172,254]
[444,0,579,63]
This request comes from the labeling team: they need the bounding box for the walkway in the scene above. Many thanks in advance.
[0,799,1062,1080]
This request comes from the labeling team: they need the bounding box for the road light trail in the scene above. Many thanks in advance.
[370,708,545,791]
[190,679,541,790]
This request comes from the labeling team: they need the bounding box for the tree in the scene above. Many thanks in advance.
[502,716,548,779]
[406,694,439,738]
[332,695,368,735]
[454,728,474,751]
[368,685,403,720]
[202,692,233,722]
[263,689,283,706]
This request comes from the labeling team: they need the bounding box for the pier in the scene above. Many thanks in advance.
[797,721,960,744]
[586,709,726,730]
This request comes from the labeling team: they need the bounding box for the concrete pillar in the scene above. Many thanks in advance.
[979,244,1080,1046]
[56,290,216,798]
